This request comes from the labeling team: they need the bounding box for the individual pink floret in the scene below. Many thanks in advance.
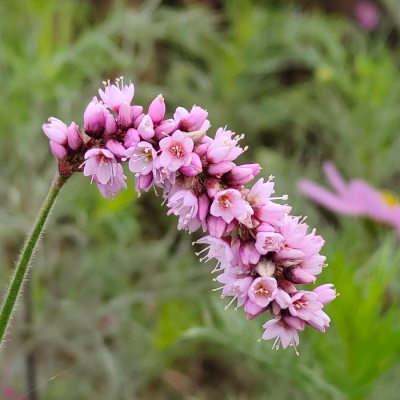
[99,77,135,113]
[261,319,299,353]
[210,189,253,224]
[43,117,68,144]
[159,130,194,172]
[124,142,157,175]
[248,277,278,308]
[82,148,118,185]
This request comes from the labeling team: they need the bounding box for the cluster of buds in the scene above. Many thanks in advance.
[42,77,337,353]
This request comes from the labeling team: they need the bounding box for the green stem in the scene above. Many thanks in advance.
[0,173,68,346]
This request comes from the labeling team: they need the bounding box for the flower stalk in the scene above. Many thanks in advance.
[0,173,68,346]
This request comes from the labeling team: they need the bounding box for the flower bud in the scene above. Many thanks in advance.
[133,113,145,129]
[106,139,126,158]
[184,130,206,144]
[124,128,140,148]
[131,106,143,122]
[225,163,260,186]
[84,97,108,138]
[283,316,305,331]
[207,161,235,176]
[105,114,117,134]
[204,177,224,198]
[117,102,132,130]
[154,119,176,140]
[197,193,210,221]
[67,122,82,151]
[179,153,202,176]
[148,94,166,124]
[277,278,297,295]
[195,142,210,157]
[240,242,261,266]
[179,106,208,132]
[284,267,316,284]
[135,172,153,193]
[206,215,226,238]
[137,115,155,140]
[226,219,237,233]
[43,117,68,144]
[50,140,67,159]
[313,284,337,304]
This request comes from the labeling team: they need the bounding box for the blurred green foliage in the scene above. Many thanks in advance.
[1,0,400,399]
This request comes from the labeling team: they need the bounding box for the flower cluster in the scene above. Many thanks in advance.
[43,77,337,353]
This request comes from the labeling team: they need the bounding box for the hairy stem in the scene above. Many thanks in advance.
[0,173,68,347]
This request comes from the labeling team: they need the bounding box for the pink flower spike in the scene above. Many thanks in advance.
[248,277,278,308]
[67,122,82,151]
[313,284,337,304]
[99,77,135,112]
[255,232,284,255]
[210,189,254,224]
[355,1,381,31]
[261,319,299,352]
[124,142,157,175]
[159,130,194,172]
[137,115,155,140]
[148,94,166,124]
[43,117,68,144]
[50,140,67,159]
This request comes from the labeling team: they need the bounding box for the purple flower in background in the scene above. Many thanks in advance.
[354,1,381,31]
[298,161,400,234]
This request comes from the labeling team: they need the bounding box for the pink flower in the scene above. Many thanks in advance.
[288,291,323,321]
[207,128,244,164]
[167,189,199,231]
[261,319,299,352]
[99,77,135,112]
[210,189,253,224]
[43,117,68,144]
[159,130,194,172]
[50,141,67,159]
[307,309,331,332]
[124,142,157,175]
[67,122,82,151]
[148,94,166,124]
[135,172,153,194]
[82,148,118,185]
[195,235,233,273]
[137,115,155,140]
[225,163,261,186]
[174,106,210,132]
[313,284,337,304]
[179,152,203,176]
[299,161,400,234]
[355,1,381,31]
[83,97,109,138]
[255,231,284,255]
[248,277,278,308]
[95,164,127,200]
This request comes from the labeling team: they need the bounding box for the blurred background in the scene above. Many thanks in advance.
[2,0,400,399]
